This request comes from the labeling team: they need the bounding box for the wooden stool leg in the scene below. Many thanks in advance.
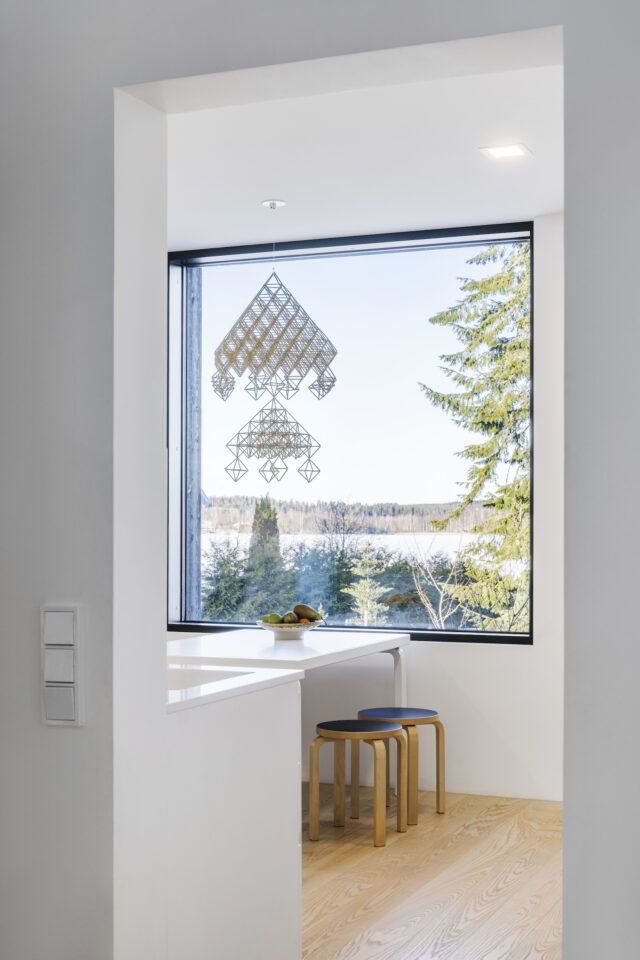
[434,720,446,813]
[370,739,387,847]
[384,738,391,807]
[333,739,346,827]
[394,733,407,832]
[406,724,419,825]
[351,739,360,819]
[309,736,324,841]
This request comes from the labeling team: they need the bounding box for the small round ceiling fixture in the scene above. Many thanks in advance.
[261,198,286,209]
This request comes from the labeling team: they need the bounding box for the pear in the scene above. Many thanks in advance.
[262,613,283,624]
[282,611,299,624]
[293,603,322,621]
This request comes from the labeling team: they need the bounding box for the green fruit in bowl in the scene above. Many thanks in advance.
[262,613,283,624]
[282,611,299,623]
[293,603,322,621]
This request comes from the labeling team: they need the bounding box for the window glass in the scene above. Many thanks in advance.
[174,230,532,639]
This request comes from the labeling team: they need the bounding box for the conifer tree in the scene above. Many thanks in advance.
[342,543,389,626]
[238,494,293,619]
[247,495,282,572]
[422,241,531,631]
[201,539,246,620]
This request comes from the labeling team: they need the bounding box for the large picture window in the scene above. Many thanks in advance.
[168,224,533,642]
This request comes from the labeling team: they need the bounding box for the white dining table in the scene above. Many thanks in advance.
[167,628,411,707]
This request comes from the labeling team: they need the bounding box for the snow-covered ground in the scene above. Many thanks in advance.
[202,530,477,559]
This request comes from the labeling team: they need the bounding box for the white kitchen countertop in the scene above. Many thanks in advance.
[166,662,304,713]
[167,627,410,671]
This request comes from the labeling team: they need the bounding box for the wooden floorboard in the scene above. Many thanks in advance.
[302,784,562,960]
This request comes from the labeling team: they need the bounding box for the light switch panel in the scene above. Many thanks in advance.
[44,685,76,722]
[41,606,81,725]
[44,648,75,684]
[43,610,75,647]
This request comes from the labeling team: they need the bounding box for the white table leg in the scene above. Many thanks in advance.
[389,646,408,792]
[391,646,407,708]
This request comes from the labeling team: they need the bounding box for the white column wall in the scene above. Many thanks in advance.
[113,90,169,959]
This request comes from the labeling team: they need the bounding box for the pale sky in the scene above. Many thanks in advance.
[199,242,510,505]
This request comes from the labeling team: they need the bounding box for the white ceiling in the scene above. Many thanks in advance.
[166,30,563,251]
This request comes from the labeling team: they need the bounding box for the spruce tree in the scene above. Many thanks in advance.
[238,495,293,619]
[201,540,247,620]
[247,495,282,572]
[422,241,531,631]
[341,543,390,626]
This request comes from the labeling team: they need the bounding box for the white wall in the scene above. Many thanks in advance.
[2,3,640,959]
[113,90,169,958]
[114,90,303,960]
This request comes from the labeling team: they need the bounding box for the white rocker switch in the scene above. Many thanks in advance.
[44,648,75,684]
[43,610,75,646]
[41,606,81,725]
[44,685,76,723]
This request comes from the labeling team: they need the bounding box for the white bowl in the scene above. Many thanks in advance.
[257,619,324,641]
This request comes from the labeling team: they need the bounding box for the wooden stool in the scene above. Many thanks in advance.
[358,708,445,825]
[309,719,407,847]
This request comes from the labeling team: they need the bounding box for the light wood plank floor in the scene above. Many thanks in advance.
[302,784,562,960]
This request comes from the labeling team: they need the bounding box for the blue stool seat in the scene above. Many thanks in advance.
[358,707,438,722]
[317,719,402,736]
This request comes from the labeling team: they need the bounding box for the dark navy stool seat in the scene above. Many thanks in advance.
[308,718,407,846]
[358,708,438,723]
[317,719,402,736]
[358,706,446,824]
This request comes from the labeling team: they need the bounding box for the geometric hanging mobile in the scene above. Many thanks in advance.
[211,272,337,402]
[225,398,321,484]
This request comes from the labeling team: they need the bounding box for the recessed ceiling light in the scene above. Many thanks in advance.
[479,144,532,159]
[261,198,287,209]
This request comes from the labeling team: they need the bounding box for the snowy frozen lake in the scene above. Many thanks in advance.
[202,530,477,559]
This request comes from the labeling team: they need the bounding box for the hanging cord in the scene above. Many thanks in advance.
[262,198,285,277]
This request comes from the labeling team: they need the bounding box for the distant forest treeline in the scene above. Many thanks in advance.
[201,495,488,535]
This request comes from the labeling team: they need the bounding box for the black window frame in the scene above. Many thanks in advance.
[167,221,534,645]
